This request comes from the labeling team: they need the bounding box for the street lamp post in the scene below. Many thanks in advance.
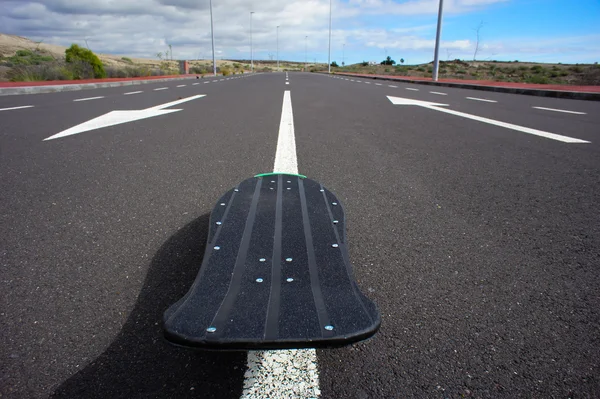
[432,0,444,82]
[304,35,307,70]
[209,0,216,76]
[327,0,332,73]
[276,25,280,71]
[250,11,254,73]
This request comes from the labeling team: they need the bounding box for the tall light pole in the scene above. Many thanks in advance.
[304,35,307,70]
[209,0,216,76]
[327,0,332,73]
[432,0,444,82]
[250,11,254,73]
[276,25,280,71]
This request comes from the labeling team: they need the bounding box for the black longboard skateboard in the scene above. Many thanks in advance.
[163,174,380,350]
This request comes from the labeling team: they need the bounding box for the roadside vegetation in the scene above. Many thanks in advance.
[320,58,600,86]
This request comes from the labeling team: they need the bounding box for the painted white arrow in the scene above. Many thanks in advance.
[387,95,590,144]
[44,94,206,141]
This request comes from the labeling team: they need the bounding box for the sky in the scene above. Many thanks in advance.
[1,0,599,65]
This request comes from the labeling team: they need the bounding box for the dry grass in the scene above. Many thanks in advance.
[329,59,600,86]
[0,33,310,81]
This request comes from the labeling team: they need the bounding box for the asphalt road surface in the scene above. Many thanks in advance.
[1,72,599,398]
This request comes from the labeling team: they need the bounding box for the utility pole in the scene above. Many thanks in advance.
[432,0,444,82]
[250,11,254,72]
[276,25,280,71]
[327,0,332,73]
[210,0,216,75]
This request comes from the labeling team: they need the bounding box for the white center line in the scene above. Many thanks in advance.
[388,85,398,88]
[286,82,289,85]
[0,105,34,112]
[430,91,447,95]
[73,96,104,102]
[176,84,186,87]
[533,106,587,115]
[154,87,168,91]
[123,91,143,95]
[406,88,419,91]
[375,83,382,86]
[243,89,320,399]
[466,97,497,103]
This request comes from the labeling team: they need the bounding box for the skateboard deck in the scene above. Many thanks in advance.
[163,174,380,350]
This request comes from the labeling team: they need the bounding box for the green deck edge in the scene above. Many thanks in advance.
[254,172,307,179]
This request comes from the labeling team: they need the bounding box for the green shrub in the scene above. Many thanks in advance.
[384,68,390,72]
[526,75,549,84]
[416,67,426,72]
[121,57,133,64]
[530,65,545,73]
[7,61,94,81]
[456,69,467,74]
[570,66,583,73]
[65,44,106,78]
[440,68,448,74]
[518,66,528,71]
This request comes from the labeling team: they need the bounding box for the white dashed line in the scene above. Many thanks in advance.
[466,97,497,103]
[193,82,200,85]
[350,79,355,82]
[242,89,320,399]
[154,87,168,91]
[0,105,34,112]
[204,81,210,83]
[365,82,371,84]
[406,88,419,91]
[375,83,382,86]
[123,91,143,95]
[219,79,224,81]
[430,91,447,95]
[533,106,586,115]
[388,85,398,88]
[176,84,186,87]
[286,82,289,85]
[356,80,362,82]
[73,96,104,102]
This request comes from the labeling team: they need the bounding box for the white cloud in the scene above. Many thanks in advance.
[0,0,596,64]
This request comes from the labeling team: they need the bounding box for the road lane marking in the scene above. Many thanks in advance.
[154,87,168,91]
[351,79,355,82]
[243,90,320,399]
[533,106,586,115]
[356,80,362,82]
[176,84,186,87]
[365,82,371,84]
[219,79,224,81]
[286,82,289,85]
[388,85,398,88]
[466,97,497,103]
[375,83,382,86]
[430,91,447,95]
[0,105,34,112]
[73,96,104,102]
[406,88,419,91]
[204,81,210,83]
[387,95,590,143]
[123,91,143,95]
[193,82,200,85]
[45,94,205,140]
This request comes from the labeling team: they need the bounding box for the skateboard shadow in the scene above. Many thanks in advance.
[51,214,247,399]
